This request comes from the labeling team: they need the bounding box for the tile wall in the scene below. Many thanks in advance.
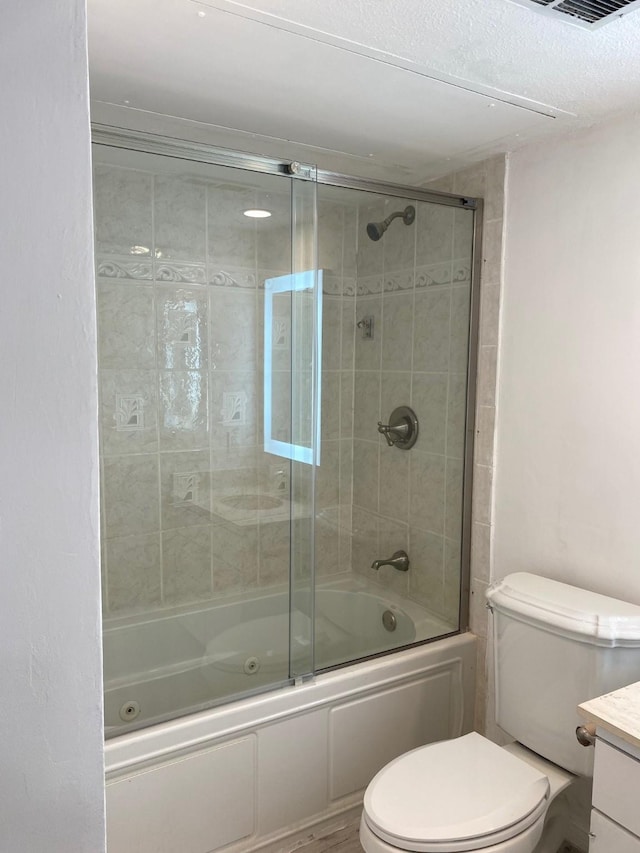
[349,195,474,626]
[95,162,355,617]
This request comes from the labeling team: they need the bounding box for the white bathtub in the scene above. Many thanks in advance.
[103,579,449,734]
[105,620,476,853]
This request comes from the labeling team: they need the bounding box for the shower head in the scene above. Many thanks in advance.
[366,205,416,242]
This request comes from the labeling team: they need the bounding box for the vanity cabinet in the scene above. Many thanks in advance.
[589,736,640,852]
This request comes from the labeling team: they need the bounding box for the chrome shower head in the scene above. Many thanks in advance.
[366,205,415,242]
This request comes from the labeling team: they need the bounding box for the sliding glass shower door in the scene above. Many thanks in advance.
[94,127,480,736]
[94,137,319,732]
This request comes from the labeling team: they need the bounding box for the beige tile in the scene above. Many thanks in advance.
[321,371,341,441]
[106,532,162,613]
[380,372,412,422]
[103,454,160,538]
[444,537,462,626]
[352,440,379,513]
[353,371,381,441]
[316,440,340,510]
[449,286,472,374]
[211,284,258,368]
[97,281,156,369]
[408,527,444,613]
[476,345,498,408]
[350,506,379,577]
[212,522,258,594]
[207,184,256,268]
[382,293,414,371]
[482,218,503,287]
[479,283,500,348]
[99,369,159,457]
[341,299,356,370]
[445,456,464,541]
[484,155,506,222]
[446,372,467,461]
[474,404,496,467]
[413,289,451,373]
[471,522,491,583]
[154,175,206,262]
[159,370,209,451]
[259,519,290,586]
[469,578,490,639]
[322,296,343,371]
[416,201,455,266]
[340,372,354,439]
[160,450,211,530]
[94,165,153,256]
[409,451,445,533]
[378,448,409,523]
[411,372,448,455]
[162,525,213,604]
[472,463,493,526]
[156,284,209,371]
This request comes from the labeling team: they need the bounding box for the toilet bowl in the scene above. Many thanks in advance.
[360,733,572,853]
[360,573,640,853]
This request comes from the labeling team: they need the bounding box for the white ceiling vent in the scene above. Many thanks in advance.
[509,0,640,27]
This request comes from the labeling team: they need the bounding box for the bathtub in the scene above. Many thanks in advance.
[104,584,477,853]
[103,578,446,734]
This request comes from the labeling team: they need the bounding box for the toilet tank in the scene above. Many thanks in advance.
[486,573,640,776]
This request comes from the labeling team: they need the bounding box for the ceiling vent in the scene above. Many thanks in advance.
[509,0,640,28]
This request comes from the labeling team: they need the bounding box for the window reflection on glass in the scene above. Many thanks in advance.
[263,270,322,465]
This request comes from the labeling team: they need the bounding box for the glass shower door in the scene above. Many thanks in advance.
[93,137,318,733]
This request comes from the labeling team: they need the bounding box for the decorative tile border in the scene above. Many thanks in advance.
[384,270,414,293]
[322,274,342,296]
[415,263,452,290]
[210,268,257,289]
[452,260,472,284]
[156,262,206,284]
[96,256,153,281]
[356,274,384,296]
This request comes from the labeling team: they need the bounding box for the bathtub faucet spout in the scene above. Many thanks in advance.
[371,550,410,572]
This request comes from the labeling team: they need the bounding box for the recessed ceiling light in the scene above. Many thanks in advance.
[243,209,272,218]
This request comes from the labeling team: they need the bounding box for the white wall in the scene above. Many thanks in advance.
[494,111,640,604]
[0,2,105,850]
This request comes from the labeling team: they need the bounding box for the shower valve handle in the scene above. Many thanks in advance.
[377,406,419,450]
[377,421,409,446]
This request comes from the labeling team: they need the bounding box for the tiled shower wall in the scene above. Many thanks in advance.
[94,156,476,632]
[95,162,356,616]
[348,196,473,626]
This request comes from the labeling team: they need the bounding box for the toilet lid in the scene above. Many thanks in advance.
[363,733,550,852]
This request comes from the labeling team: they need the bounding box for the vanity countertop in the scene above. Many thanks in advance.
[578,680,640,750]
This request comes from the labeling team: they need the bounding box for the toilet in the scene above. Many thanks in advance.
[360,572,640,853]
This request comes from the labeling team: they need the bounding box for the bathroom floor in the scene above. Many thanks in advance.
[290,816,583,853]
[293,817,362,852]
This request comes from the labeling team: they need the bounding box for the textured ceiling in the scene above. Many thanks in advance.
[88,0,640,182]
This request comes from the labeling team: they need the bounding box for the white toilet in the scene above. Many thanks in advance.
[360,572,640,853]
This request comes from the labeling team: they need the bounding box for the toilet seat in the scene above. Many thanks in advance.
[362,733,550,853]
